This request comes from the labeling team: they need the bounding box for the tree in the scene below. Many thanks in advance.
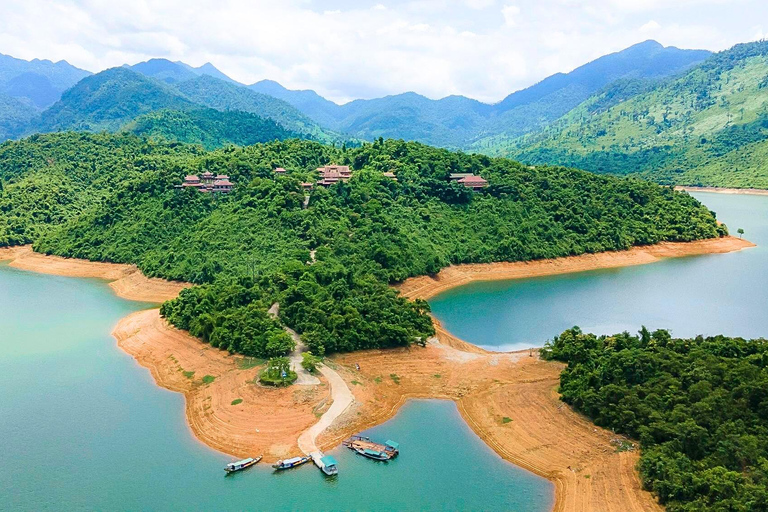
[259,357,297,386]
[301,352,321,373]
[737,228,745,238]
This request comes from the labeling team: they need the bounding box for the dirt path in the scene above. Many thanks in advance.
[297,363,355,455]
[268,303,320,386]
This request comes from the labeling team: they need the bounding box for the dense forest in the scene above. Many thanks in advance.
[543,328,768,511]
[497,41,768,189]
[0,132,726,357]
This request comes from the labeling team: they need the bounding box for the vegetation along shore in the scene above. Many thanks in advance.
[0,126,756,511]
[1,233,754,512]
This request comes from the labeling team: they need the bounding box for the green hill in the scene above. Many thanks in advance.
[0,93,37,140]
[173,75,336,142]
[499,41,768,188]
[34,67,196,133]
[124,108,301,149]
[0,133,723,357]
[544,327,768,510]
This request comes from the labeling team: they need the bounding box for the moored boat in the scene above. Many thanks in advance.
[224,455,262,473]
[272,455,311,470]
[343,435,399,461]
[319,455,338,476]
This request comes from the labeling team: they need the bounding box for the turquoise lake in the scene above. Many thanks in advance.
[1,192,762,511]
[430,192,768,351]
[0,264,553,511]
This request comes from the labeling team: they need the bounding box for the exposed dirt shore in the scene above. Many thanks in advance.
[1,237,755,511]
[0,245,189,303]
[396,236,755,301]
[675,186,768,196]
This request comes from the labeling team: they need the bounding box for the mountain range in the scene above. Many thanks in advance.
[4,40,768,188]
[501,40,768,188]
[250,40,711,148]
[0,40,710,149]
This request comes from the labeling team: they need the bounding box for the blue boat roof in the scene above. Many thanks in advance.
[385,440,399,449]
[321,455,337,466]
[364,449,382,456]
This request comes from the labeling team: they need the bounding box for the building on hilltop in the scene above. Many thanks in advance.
[383,171,397,181]
[457,175,488,191]
[316,165,352,186]
[274,167,287,175]
[179,172,234,193]
[449,172,475,181]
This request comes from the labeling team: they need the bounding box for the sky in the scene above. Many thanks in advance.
[0,0,765,104]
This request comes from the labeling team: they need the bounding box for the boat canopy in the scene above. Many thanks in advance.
[385,440,399,450]
[321,455,337,467]
[283,456,303,464]
[228,458,254,466]
[364,449,383,456]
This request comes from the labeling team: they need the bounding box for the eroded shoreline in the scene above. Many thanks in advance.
[675,186,768,196]
[1,236,755,512]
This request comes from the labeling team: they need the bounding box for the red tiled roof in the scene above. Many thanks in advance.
[458,176,488,184]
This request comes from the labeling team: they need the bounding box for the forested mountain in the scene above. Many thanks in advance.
[502,40,768,189]
[0,53,91,109]
[128,58,236,84]
[34,67,196,133]
[173,75,333,140]
[125,108,300,149]
[544,327,768,511]
[250,41,709,148]
[0,93,37,140]
[0,133,724,356]
[249,79,343,128]
[1,66,334,146]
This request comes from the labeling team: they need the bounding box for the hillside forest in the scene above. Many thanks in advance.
[0,133,725,357]
[543,327,768,511]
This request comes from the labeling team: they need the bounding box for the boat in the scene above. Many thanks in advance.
[343,435,399,461]
[272,455,311,470]
[319,455,338,476]
[224,455,262,473]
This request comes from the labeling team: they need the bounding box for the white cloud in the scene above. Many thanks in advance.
[501,5,520,26]
[0,0,764,104]
[640,20,661,33]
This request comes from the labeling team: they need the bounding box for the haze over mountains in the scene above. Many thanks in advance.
[3,39,768,187]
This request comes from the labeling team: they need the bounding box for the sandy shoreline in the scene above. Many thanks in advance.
[396,236,755,301]
[2,236,755,511]
[0,246,190,303]
[675,186,768,196]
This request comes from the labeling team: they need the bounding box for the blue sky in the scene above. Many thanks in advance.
[0,0,765,103]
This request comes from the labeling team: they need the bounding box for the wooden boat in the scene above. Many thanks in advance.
[343,435,399,461]
[224,455,262,473]
[272,455,311,470]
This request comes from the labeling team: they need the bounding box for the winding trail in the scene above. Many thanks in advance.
[297,363,355,455]
[267,302,354,453]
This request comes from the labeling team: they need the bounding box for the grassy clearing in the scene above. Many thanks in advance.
[202,375,215,384]
[231,398,243,405]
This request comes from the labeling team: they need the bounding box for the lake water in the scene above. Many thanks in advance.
[430,192,768,351]
[0,265,553,511]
